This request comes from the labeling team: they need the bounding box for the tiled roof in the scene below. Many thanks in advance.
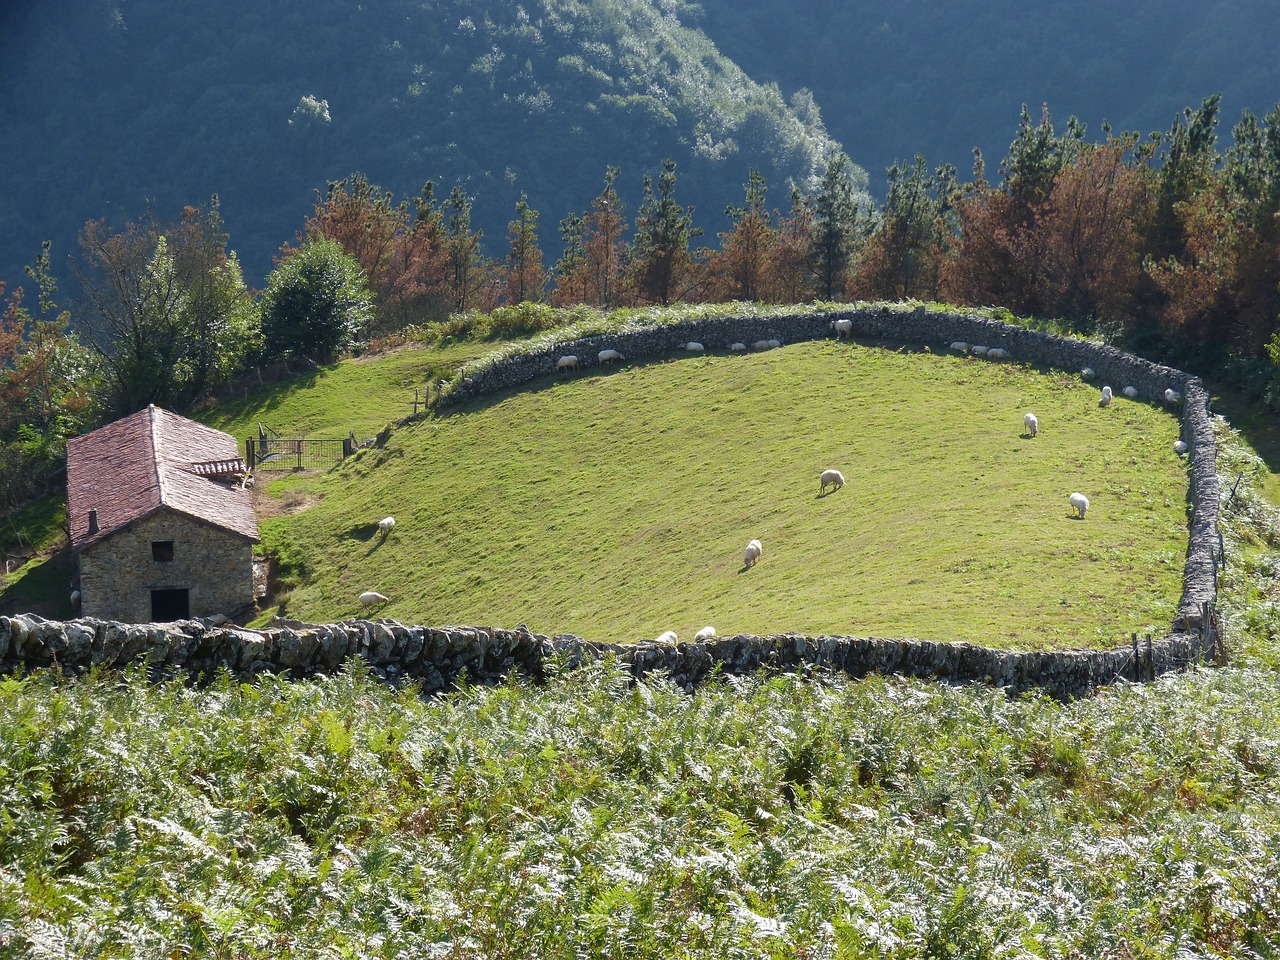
[67,405,259,552]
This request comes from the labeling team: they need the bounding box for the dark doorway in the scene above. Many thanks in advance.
[151,588,190,621]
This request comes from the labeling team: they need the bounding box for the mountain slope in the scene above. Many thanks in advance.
[696,0,1280,190]
[0,0,857,289]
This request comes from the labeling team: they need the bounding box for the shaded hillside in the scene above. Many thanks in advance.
[0,0,857,289]
[696,0,1280,189]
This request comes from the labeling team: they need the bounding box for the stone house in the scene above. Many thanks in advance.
[66,405,260,622]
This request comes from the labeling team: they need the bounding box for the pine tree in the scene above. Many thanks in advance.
[629,159,702,305]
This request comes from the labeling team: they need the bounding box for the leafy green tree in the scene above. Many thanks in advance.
[0,245,99,508]
[75,199,257,416]
[629,159,703,305]
[260,237,373,364]
[810,152,868,299]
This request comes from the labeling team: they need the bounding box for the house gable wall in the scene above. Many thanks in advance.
[78,508,254,622]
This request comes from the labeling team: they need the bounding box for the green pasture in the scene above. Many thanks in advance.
[255,340,1189,649]
[201,340,491,445]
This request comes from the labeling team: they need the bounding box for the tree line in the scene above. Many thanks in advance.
[4,95,1280,515]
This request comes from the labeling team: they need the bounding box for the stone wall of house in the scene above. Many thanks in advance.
[79,509,255,622]
[0,611,1221,701]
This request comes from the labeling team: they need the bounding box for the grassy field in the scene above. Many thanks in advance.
[254,339,1188,649]
[201,340,493,444]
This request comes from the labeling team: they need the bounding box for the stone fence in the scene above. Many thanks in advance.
[0,307,1223,699]
[0,609,1220,700]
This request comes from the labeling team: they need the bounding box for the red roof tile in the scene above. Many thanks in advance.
[67,406,259,552]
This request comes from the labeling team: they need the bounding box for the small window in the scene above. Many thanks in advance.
[152,541,175,562]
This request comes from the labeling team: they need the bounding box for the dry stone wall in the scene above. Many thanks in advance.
[0,613,1219,700]
[2,307,1221,698]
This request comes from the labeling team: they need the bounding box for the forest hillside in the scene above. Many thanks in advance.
[0,0,854,288]
[698,0,1280,193]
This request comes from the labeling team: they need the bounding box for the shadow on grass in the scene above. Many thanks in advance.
[433,352,737,420]
[1,546,75,619]
[1210,383,1280,479]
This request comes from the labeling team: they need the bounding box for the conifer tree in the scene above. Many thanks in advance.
[710,168,776,302]
[810,153,868,300]
[629,159,702,305]
[444,185,487,313]
[500,193,545,306]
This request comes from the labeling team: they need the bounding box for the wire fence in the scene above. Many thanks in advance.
[246,437,352,471]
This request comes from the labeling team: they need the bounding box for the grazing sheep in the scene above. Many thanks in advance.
[819,469,845,494]
[1069,492,1089,519]
[829,318,854,338]
[377,516,396,536]
[1164,388,1181,405]
[986,347,1009,360]
[1081,367,1095,379]
[682,342,705,352]
[752,339,782,351]
[744,538,763,568]
[359,590,389,608]
[598,348,624,364]
[729,342,748,352]
[1174,440,1189,455]
[556,355,579,373]
[1123,385,1139,398]
[971,344,990,355]
[1099,386,1113,408]
[1024,412,1038,437]
[949,341,970,352]
[654,630,678,644]
[694,625,717,641]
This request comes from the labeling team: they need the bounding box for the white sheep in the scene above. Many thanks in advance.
[1164,388,1181,405]
[971,344,990,355]
[986,347,1009,360]
[359,590,389,607]
[1081,367,1095,380]
[654,630,678,644]
[819,469,845,494]
[1024,412,1038,437]
[598,348,624,364]
[1174,440,1189,455]
[694,625,717,641]
[556,355,579,372]
[829,318,853,338]
[377,516,396,536]
[1069,492,1089,519]
[744,538,763,568]
[1123,385,1139,398]
[1099,386,1113,408]
[682,342,705,352]
[752,339,782,351]
[729,342,748,352]
[949,341,970,352]
[70,589,81,607]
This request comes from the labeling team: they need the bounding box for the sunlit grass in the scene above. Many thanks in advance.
[256,340,1188,649]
